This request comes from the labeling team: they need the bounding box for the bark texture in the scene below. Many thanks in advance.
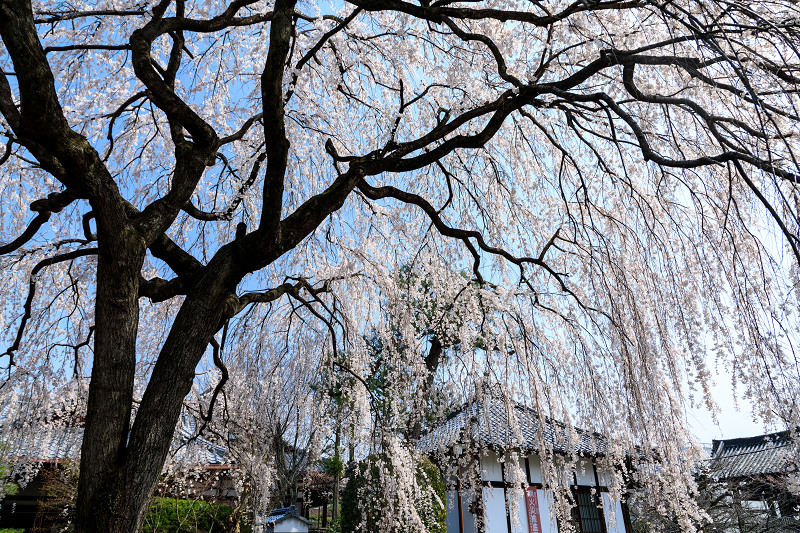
[1,0,799,532]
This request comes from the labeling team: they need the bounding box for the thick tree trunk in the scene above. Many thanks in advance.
[332,427,341,525]
[74,251,242,533]
[75,224,145,532]
[0,1,304,531]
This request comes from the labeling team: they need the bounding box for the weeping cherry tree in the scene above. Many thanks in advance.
[0,0,799,531]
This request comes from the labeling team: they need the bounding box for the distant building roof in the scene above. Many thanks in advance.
[257,505,312,527]
[5,426,83,462]
[0,403,228,466]
[709,431,798,480]
[418,388,605,456]
[4,425,229,466]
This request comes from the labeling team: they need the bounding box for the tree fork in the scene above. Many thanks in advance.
[115,260,242,532]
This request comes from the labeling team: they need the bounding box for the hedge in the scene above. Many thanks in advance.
[142,497,233,533]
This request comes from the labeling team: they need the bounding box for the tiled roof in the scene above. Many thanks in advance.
[172,431,230,466]
[7,426,83,462]
[709,431,798,480]
[174,413,230,466]
[257,505,312,527]
[1,405,228,466]
[0,399,84,462]
[4,425,229,466]
[418,390,605,456]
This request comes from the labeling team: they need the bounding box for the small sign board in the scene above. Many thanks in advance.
[525,486,542,533]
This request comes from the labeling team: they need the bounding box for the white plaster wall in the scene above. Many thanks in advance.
[510,491,528,533]
[447,491,461,533]
[596,467,614,487]
[527,454,542,484]
[481,451,504,481]
[538,489,559,533]
[483,487,507,533]
[602,493,627,533]
[574,458,595,486]
[272,516,309,533]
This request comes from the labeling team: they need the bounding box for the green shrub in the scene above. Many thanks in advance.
[341,454,446,533]
[143,497,233,533]
[321,456,345,477]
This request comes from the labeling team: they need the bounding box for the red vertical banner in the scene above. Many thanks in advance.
[525,486,542,533]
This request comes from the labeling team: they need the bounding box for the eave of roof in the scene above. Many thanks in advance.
[709,430,798,480]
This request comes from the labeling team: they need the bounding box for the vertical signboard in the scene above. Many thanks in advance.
[525,486,542,533]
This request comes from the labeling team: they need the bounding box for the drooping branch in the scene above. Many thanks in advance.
[544,86,800,185]
[621,63,797,173]
[148,233,203,281]
[220,113,263,145]
[357,178,560,283]
[731,158,800,268]
[49,325,95,378]
[280,286,385,419]
[1,213,51,255]
[203,334,229,420]
[348,0,642,27]
[342,40,797,179]
[44,43,131,54]
[189,329,231,441]
[439,15,522,86]
[2,247,98,366]
[616,62,800,265]
[173,329,232,447]
[286,7,363,102]
[182,153,266,222]
[34,9,148,24]
[102,91,147,161]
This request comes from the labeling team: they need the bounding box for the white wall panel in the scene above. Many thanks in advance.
[602,493,627,533]
[596,467,614,487]
[447,491,460,533]
[483,487,508,533]
[575,459,595,486]
[537,490,558,533]
[481,451,504,482]
[527,454,542,484]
